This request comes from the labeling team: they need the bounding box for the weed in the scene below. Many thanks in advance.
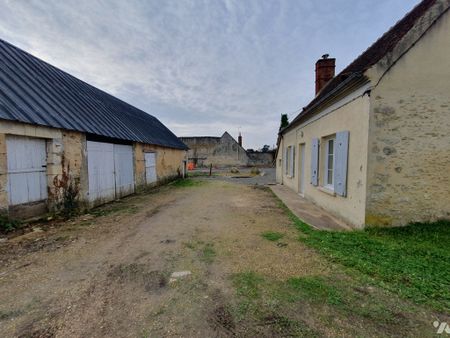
[201,243,216,263]
[170,178,204,187]
[233,272,264,300]
[261,231,284,242]
[0,214,21,233]
[50,155,80,219]
[286,276,343,305]
[0,308,23,320]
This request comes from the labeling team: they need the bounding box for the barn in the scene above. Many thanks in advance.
[0,39,188,218]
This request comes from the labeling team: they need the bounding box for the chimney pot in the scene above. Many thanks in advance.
[238,132,242,147]
[315,55,335,95]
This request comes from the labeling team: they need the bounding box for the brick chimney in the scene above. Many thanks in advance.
[315,54,335,95]
[238,132,242,147]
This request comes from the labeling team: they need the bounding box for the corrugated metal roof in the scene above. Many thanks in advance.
[0,39,188,150]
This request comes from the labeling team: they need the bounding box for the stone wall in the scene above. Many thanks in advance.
[247,151,275,167]
[0,120,186,218]
[134,143,186,189]
[365,6,450,226]
[180,132,249,167]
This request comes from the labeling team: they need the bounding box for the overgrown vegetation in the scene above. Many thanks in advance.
[0,214,21,234]
[50,156,80,219]
[261,231,284,242]
[274,195,450,312]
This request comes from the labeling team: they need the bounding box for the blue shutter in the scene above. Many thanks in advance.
[311,138,319,186]
[285,147,289,175]
[290,146,295,177]
[334,131,349,196]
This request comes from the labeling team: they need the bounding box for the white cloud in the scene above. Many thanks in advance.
[0,0,419,148]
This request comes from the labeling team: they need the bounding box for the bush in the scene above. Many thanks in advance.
[0,214,21,234]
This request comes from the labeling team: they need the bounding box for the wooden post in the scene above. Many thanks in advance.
[209,163,212,176]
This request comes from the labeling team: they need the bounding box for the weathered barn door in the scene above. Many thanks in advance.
[87,141,135,203]
[87,141,115,202]
[6,135,48,205]
[145,152,157,184]
[114,144,135,198]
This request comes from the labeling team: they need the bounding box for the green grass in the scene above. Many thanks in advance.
[200,243,216,263]
[231,271,413,334]
[261,231,284,242]
[275,196,450,312]
[169,178,204,188]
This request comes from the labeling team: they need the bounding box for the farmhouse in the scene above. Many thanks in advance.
[276,0,450,228]
[0,39,187,218]
[180,132,274,167]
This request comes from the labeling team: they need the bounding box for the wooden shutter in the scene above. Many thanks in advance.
[285,147,289,175]
[290,146,295,177]
[311,138,319,186]
[334,131,349,196]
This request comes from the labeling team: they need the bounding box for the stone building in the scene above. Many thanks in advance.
[180,132,274,167]
[276,0,450,228]
[0,39,187,218]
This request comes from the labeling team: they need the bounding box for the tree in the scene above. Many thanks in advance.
[279,114,289,131]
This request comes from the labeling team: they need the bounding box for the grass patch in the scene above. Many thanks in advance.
[90,201,138,218]
[200,243,216,263]
[169,178,204,188]
[0,308,24,321]
[273,194,450,312]
[261,231,284,242]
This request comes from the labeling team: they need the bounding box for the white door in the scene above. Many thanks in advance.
[299,144,305,195]
[87,141,135,202]
[114,144,134,198]
[145,152,157,184]
[87,141,115,202]
[7,135,48,205]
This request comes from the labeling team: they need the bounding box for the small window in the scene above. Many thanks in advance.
[285,145,295,178]
[325,138,335,187]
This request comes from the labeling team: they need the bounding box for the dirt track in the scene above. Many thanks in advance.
[0,179,439,337]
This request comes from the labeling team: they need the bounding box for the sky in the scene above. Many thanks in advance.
[0,0,420,149]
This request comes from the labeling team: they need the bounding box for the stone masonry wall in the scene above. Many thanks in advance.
[365,8,450,226]
[134,143,186,189]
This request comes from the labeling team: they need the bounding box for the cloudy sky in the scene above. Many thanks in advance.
[0,0,419,149]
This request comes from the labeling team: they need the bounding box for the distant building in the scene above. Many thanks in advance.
[276,0,450,228]
[180,132,274,167]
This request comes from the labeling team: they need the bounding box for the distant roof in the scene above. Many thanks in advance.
[284,0,440,132]
[0,39,187,150]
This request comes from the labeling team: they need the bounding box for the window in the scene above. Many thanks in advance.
[285,145,295,178]
[325,138,335,188]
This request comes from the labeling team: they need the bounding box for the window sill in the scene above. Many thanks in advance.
[318,186,336,197]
